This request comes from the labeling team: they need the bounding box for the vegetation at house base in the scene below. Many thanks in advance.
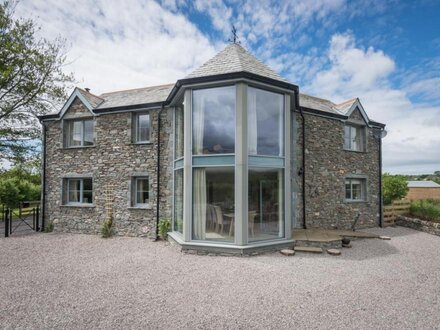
[382,173,409,205]
[0,159,41,207]
[101,215,113,238]
[0,1,74,162]
[409,199,440,223]
[44,221,54,232]
[159,218,171,240]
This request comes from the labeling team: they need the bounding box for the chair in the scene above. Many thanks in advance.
[248,211,257,237]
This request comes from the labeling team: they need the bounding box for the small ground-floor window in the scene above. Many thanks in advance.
[63,178,93,204]
[133,177,149,206]
[345,178,366,201]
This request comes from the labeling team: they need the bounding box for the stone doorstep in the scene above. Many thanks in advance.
[280,249,295,256]
[294,246,323,253]
[327,249,341,256]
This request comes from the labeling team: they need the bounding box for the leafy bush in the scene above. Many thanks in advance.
[0,177,40,208]
[158,218,171,240]
[409,199,440,222]
[45,221,54,233]
[101,216,113,238]
[383,173,408,205]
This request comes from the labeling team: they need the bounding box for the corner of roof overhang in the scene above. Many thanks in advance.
[166,71,299,105]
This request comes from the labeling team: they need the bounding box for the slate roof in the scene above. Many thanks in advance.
[77,88,104,108]
[407,181,440,188]
[40,43,383,127]
[299,93,358,116]
[97,84,174,109]
[186,43,289,83]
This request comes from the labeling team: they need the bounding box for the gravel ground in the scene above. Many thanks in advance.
[1,226,439,330]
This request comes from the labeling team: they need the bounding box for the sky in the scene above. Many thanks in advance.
[13,0,440,174]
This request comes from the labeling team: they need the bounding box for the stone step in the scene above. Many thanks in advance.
[327,249,341,256]
[294,246,323,253]
[280,249,295,256]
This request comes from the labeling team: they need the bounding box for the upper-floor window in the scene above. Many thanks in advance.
[248,87,284,157]
[65,119,94,147]
[344,124,364,152]
[134,112,150,143]
[345,178,366,202]
[192,86,235,155]
[175,105,184,159]
[64,178,93,205]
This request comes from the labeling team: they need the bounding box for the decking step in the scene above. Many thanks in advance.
[294,246,323,253]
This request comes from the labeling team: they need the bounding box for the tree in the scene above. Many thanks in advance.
[0,1,74,163]
[382,173,409,205]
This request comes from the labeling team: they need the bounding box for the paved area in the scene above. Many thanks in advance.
[1,226,440,329]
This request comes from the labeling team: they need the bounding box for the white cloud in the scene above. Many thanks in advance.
[303,33,440,174]
[15,0,218,95]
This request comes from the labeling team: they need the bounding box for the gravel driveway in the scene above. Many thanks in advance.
[1,227,439,329]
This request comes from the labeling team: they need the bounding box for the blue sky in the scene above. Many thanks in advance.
[14,0,440,174]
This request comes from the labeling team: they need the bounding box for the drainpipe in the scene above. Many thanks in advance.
[155,103,165,240]
[379,130,383,227]
[41,122,47,232]
[296,92,307,229]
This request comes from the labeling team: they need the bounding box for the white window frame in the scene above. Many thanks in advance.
[344,124,364,152]
[134,112,151,143]
[133,176,150,206]
[65,119,94,147]
[65,178,93,205]
[345,178,366,202]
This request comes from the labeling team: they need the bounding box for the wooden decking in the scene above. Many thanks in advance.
[293,229,379,243]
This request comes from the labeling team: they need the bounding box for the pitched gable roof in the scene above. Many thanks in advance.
[77,88,104,108]
[96,84,174,109]
[186,43,288,83]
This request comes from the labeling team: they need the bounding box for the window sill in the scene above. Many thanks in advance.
[344,200,368,204]
[61,204,95,208]
[62,145,96,150]
[343,148,366,153]
[131,141,152,145]
[128,205,153,210]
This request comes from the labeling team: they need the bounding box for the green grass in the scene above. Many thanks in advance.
[409,199,440,223]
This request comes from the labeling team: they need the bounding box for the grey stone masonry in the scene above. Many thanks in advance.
[397,216,440,237]
[43,97,173,237]
[294,107,381,229]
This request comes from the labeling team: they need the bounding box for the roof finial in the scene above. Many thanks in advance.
[228,25,240,44]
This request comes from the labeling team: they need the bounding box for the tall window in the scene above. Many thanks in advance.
[174,169,184,233]
[192,86,235,155]
[192,167,234,242]
[134,112,150,143]
[248,87,284,156]
[65,119,94,147]
[344,125,364,151]
[175,106,184,159]
[345,178,366,201]
[133,177,149,206]
[248,168,284,241]
[64,178,93,204]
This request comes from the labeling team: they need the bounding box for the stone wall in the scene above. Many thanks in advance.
[43,98,173,237]
[397,215,440,237]
[294,108,381,229]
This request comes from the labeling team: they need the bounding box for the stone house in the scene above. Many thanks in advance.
[39,43,386,253]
